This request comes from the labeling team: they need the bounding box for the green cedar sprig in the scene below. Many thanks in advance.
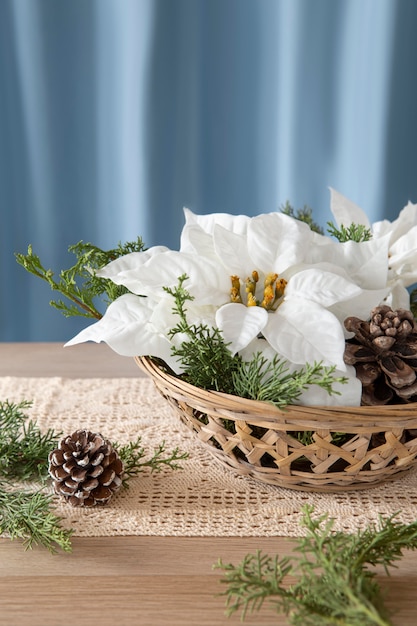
[281,200,374,244]
[0,486,73,553]
[231,353,348,409]
[15,238,145,319]
[281,202,325,234]
[114,437,189,488]
[216,504,417,625]
[163,274,240,394]
[327,221,372,243]
[0,400,60,481]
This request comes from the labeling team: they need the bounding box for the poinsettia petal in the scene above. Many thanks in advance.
[183,207,250,235]
[97,246,170,281]
[329,188,370,228]
[213,225,254,276]
[384,281,411,310]
[262,299,347,370]
[345,237,390,289]
[389,226,417,286]
[238,337,278,362]
[65,294,181,371]
[106,251,230,305]
[309,236,390,290]
[248,213,312,274]
[374,201,417,243]
[329,287,390,334]
[215,303,268,355]
[285,268,362,306]
[180,224,217,258]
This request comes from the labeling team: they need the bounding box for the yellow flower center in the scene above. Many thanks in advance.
[230,271,287,310]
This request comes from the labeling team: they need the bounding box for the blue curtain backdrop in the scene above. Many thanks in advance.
[1,0,417,341]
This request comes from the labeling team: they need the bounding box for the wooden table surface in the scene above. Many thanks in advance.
[1,343,417,626]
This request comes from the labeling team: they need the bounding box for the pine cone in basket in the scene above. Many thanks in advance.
[344,305,417,405]
[48,430,124,507]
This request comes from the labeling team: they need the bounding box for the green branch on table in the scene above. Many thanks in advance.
[0,486,73,553]
[216,504,417,626]
[0,400,60,481]
[0,399,188,553]
[114,436,189,489]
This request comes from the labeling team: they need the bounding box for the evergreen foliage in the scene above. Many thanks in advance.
[164,276,347,407]
[15,239,145,319]
[0,400,59,481]
[164,275,240,393]
[232,354,348,409]
[281,201,324,234]
[216,504,417,625]
[0,487,73,553]
[0,400,188,552]
[327,221,372,243]
[114,437,189,488]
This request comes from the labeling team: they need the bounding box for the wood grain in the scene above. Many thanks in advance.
[0,342,141,378]
[0,343,416,625]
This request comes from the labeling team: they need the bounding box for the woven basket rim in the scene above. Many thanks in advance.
[135,355,417,425]
[135,356,417,491]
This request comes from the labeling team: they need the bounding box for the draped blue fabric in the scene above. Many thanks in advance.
[1,0,417,341]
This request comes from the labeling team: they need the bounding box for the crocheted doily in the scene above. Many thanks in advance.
[1,376,416,537]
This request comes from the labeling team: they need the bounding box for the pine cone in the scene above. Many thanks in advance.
[48,430,124,507]
[344,305,417,405]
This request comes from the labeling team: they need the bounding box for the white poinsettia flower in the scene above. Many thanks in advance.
[330,188,417,289]
[211,218,388,371]
[66,196,412,409]
[215,275,370,373]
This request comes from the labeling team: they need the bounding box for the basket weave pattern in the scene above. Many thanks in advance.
[136,356,417,492]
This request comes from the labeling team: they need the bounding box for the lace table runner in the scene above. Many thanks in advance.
[1,376,417,537]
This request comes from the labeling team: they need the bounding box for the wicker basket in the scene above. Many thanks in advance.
[136,356,417,492]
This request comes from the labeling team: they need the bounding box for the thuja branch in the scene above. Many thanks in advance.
[114,437,189,488]
[0,400,60,481]
[163,275,240,393]
[232,355,348,409]
[0,486,73,553]
[0,401,71,552]
[327,221,372,243]
[281,201,324,235]
[15,238,146,319]
[216,505,417,626]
